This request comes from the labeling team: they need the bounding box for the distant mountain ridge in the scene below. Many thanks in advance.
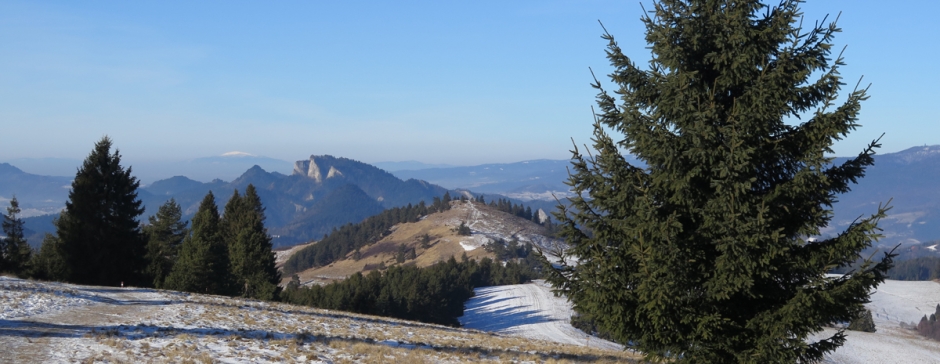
[136,155,449,247]
[9,146,940,251]
[0,163,72,217]
[13,155,449,248]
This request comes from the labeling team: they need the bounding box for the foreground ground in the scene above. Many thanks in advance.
[0,276,636,363]
[4,276,939,363]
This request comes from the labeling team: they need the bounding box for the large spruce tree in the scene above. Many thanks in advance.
[143,198,188,288]
[548,1,893,362]
[164,191,230,294]
[55,137,146,286]
[2,196,32,275]
[223,185,280,300]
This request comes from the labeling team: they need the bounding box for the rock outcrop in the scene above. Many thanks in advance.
[293,156,323,183]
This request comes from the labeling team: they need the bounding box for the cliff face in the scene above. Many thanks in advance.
[292,156,323,183]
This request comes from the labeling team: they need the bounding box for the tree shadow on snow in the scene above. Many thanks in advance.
[460,305,555,332]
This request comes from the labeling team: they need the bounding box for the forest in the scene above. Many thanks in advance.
[281,248,544,326]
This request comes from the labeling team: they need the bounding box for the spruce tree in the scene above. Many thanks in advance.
[224,185,280,300]
[2,196,32,275]
[547,1,894,362]
[164,191,230,294]
[56,137,146,286]
[30,233,70,281]
[143,198,188,288]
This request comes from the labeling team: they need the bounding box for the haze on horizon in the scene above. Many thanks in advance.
[2,0,938,169]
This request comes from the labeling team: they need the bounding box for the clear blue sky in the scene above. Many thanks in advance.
[1,0,937,166]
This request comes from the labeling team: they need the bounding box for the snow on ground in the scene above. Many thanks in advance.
[813,279,940,363]
[1,276,633,363]
[463,278,940,363]
[460,280,623,351]
[451,201,566,254]
[1,278,102,319]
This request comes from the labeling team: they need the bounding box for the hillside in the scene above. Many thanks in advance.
[289,200,561,286]
[0,277,635,363]
[0,163,72,218]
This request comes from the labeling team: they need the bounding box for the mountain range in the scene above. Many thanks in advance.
[6,155,448,248]
[5,146,940,252]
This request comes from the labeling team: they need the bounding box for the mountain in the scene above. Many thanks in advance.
[175,153,294,183]
[135,155,450,247]
[0,163,72,218]
[372,160,456,172]
[9,146,940,250]
[1,153,295,185]
[827,145,940,250]
[391,159,575,201]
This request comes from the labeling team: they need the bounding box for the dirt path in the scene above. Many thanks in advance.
[0,285,173,363]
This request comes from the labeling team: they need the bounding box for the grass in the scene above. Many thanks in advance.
[2,273,638,363]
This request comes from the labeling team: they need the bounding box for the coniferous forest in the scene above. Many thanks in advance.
[281,194,454,275]
[281,254,543,326]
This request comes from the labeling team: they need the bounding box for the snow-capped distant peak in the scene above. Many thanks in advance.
[221,151,256,157]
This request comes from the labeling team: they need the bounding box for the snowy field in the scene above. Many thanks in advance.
[460,280,623,351]
[0,276,633,363]
[464,279,940,363]
[814,279,940,363]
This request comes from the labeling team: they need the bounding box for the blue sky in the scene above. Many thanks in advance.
[1,0,937,167]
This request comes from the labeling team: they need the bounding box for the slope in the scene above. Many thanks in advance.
[0,277,636,363]
[289,199,561,286]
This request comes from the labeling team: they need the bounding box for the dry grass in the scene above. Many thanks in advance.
[2,275,637,363]
[291,200,556,284]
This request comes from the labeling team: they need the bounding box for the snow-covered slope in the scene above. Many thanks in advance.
[460,280,622,351]
[814,279,940,363]
[463,279,940,363]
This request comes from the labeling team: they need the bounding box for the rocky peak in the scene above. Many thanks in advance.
[293,156,323,183]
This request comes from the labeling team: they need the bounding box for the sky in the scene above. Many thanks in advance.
[1,0,938,169]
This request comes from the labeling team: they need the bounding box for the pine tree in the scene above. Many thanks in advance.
[55,137,146,286]
[2,197,32,275]
[143,198,188,288]
[546,2,894,362]
[164,191,230,294]
[30,233,70,281]
[224,185,280,300]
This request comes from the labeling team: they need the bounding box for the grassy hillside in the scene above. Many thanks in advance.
[0,277,636,363]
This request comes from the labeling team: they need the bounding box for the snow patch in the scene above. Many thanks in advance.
[460,280,622,351]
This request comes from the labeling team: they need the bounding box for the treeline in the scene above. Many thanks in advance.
[886,257,940,281]
[917,304,940,341]
[828,255,940,281]
[474,196,545,225]
[4,137,280,300]
[281,193,455,275]
[281,254,543,326]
